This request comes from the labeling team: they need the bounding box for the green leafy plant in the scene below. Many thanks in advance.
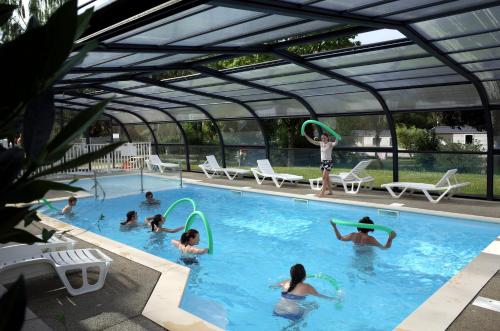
[0,1,124,329]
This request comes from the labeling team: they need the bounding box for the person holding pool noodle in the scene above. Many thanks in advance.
[330,217,396,249]
[302,121,339,198]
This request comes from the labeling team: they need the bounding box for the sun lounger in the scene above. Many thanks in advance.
[146,154,179,173]
[0,247,112,296]
[309,160,374,194]
[381,169,470,203]
[199,155,250,180]
[251,159,303,188]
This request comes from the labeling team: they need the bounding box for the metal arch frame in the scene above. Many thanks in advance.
[134,76,271,159]
[192,65,319,121]
[104,113,132,142]
[56,98,161,153]
[64,91,193,171]
[96,85,228,167]
[209,0,496,198]
[272,48,399,181]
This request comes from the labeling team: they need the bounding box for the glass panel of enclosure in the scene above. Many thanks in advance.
[180,121,219,145]
[433,31,500,53]
[156,144,186,169]
[483,81,500,105]
[189,145,222,171]
[217,120,265,146]
[381,85,481,110]
[201,103,252,119]
[305,92,383,114]
[398,153,486,197]
[105,111,143,123]
[247,99,309,117]
[88,119,112,144]
[411,5,500,40]
[111,124,130,142]
[151,123,184,144]
[167,107,207,121]
[123,124,154,143]
[392,111,487,152]
[318,115,391,148]
[492,110,500,148]
[351,0,445,17]
[224,147,266,168]
[495,155,500,198]
[262,117,310,148]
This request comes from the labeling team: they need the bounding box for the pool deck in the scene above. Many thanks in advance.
[5,170,500,331]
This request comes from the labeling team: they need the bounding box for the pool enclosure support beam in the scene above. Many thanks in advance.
[134,77,271,159]
[272,48,399,182]
[65,91,192,171]
[192,65,319,121]
[96,85,227,168]
[56,98,160,154]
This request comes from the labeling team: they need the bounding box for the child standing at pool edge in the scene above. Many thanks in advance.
[330,217,396,249]
[304,132,338,198]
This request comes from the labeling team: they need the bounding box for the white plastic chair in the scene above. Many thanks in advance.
[146,154,179,173]
[309,160,375,194]
[0,246,112,296]
[381,169,470,203]
[251,159,303,188]
[199,155,250,180]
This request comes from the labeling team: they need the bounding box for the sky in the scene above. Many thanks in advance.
[353,29,406,45]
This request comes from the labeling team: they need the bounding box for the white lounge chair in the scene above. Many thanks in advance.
[381,169,470,203]
[146,154,179,173]
[0,246,112,296]
[2,233,76,253]
[199,155,250,180]
[251,159,303,188]
[309,160,375,194]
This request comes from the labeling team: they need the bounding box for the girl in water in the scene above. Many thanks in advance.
[171,229,208,265]
[304,132,338,197]
[120,210,138,226]
[330,217,396,249]
[145,214,184,233]
[272,264,333,321]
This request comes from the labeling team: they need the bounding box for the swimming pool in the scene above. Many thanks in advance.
[46,175,500,331]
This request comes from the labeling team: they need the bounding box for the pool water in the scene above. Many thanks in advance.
[46,175,500,331]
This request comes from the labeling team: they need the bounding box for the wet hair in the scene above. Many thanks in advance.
[121,210,136,225]
[150,214,162,231]
[180,229,199,246]
[145,191,153,199]
[287,264,306,293]
[68,196,77,203]
[357,216,374,233]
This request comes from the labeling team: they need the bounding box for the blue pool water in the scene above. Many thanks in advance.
[46,175,500,331]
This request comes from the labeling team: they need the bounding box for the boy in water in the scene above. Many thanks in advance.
[144,191,160,205]
[61,196,77,215]
[330,217,396,249]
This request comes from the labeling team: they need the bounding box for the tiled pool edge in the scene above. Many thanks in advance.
[38,214,223,331]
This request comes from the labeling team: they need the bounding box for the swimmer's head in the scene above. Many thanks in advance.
[358,216,374,233]
[288,264,306,293]
[151,214,164,231]
[181,229,199,246]
[68,196,77,206]
[145,191,153,199]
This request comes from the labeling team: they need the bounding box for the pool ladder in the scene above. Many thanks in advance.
[294,198,309,204]
[377,209,399,217]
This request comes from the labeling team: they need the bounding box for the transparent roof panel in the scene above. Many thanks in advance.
[219,21,335,47]
[105,110,142,124]
[352,66,458,82]
[475,70,500,81]
[352,0,440,17]
[433,31,500,53]
[229,64,307,80]
[128,110,171,123]
[369,75,467,89]
[483,81,500,104]
[195,83,254,93]
[95,52,165,67]
[381,85,481,110]
[308,0,377,11]
[387,0,499,21]
[167,107,207,121]
[305,92,383,114]
[201,103,251,119]
[333,57,443,76]
[118,7,262,45]
[412,5,500,40]
[449,46,500,63]
[172,14,299,46]
[463,59,500,72]
[103,81,146,90]
[248,99,308,117]
[253,72,332,86]
[309,44,427,69]
[217,120,264,145]
[278,79,345,92]
[172,77,228,88]
[236,93,284,102]
[294,85,364,97]
[131,53,205,67]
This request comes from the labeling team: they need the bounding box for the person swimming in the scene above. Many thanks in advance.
[120,210,138,226]
[330,216,396,249]
[143,191,160,205]
[61,196,77,215]
[272,264,333,321]
[171,229,208,265]
[145,214,184,233]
